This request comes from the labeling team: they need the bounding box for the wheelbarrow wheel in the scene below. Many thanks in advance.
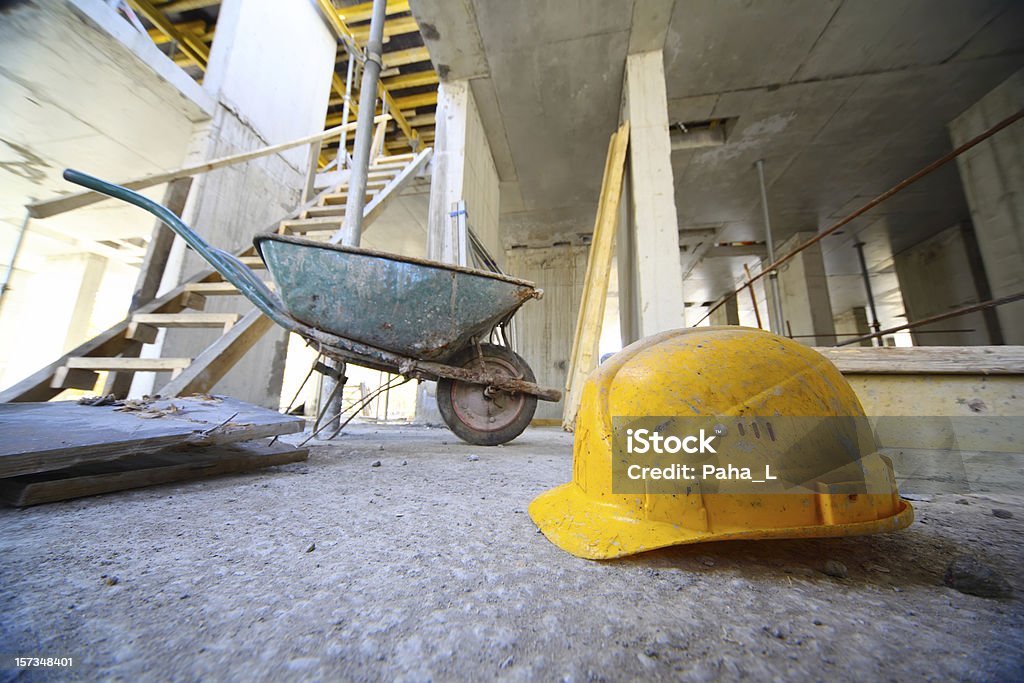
[437,343,538,446]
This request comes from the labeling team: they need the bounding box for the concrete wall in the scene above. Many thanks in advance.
[893,223,996,346]
[155,0,336,408]
[505,245,588,421]
[950,68,1024,344]
[833,306,872,347]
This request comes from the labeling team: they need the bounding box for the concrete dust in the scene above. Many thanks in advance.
[0,425,1021,681]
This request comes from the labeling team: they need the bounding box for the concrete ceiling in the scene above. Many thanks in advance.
[410,0,1024,328]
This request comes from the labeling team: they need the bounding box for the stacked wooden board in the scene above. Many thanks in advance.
[0,395,307,506]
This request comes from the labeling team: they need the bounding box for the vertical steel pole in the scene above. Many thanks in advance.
[756,159,786,335]
[321,0,386,435]
[853,240,883,346]
[339,0,387,247]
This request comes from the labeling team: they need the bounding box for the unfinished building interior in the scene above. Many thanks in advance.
[0,0,1022,679]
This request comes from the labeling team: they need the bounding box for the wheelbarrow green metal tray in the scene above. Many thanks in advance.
[254,234,537,362]
[63,169,560,446]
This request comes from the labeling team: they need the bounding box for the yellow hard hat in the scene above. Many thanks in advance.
[530,327,914,559]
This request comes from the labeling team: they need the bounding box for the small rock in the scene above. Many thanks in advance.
[401,460,408,466]
[822,560,848,579]
[104,576,119,586]
[699,556,715,567]
[306,543,316,553]
[812,619,823,626]
[944,555,1012,598]
[467,455,480,462]
[371,460,382,467]
[379,444,385,450]
[955,499,970,505]
[992,508,1013,519]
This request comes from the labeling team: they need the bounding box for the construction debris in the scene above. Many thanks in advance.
[0,395,306,506]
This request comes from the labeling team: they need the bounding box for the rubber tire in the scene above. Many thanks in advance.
[437,343,538,446]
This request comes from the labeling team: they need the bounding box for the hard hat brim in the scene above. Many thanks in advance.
[529,482,915,560]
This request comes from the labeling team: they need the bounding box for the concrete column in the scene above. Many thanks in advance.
[505,245,588,422]
[764,232,835,345]
[894,223,998,346]
[155,0,336,408]
[418,79,501,422]
[949,68,1024,343]
[833,306,872,347]
[426,80,501,265]
[709,294,740,326]
[618,50,684,344]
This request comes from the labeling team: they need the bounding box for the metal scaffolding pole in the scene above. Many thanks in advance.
[320,0,387,435]
[338,0,387,247]
[756,159,786,335]
[853,240,883,346]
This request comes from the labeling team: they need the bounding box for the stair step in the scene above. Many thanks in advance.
[375,153,416,163]
[303,205,346,218]
[65,357,192,373]
[238,256,266,268]
[322,191,378,206]
[183,281,273,296]
[132,313,241,329]
[278,217,343,236]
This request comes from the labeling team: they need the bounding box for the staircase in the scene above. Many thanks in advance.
[0,149,432,403]
[278,148,431,241]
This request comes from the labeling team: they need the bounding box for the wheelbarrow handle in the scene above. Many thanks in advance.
[63,169,297,332]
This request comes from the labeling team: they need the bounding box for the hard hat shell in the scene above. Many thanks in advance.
[530,327,914,560]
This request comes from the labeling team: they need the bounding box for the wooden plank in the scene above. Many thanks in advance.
[0,396,304,478]
[160,310,275,397]
[383,70,439,91]
[562,122,630,431]
[28,116,386,220]
[382,46,431,69]
[338,0,411,24]
[349,15,419,42]
[128,0,211,68]
[816,346,1024,374]
[0,440,309,507]
[132,313,239,329]
[302,205,347,219]
[183,282,247,296]
[321,191,378,206]
[65,357,192,372]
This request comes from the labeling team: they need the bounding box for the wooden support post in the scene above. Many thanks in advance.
[562,122,630,431]
[126,322,160,344]
[50,367,100,391]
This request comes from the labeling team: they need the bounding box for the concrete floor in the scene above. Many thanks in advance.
[1,424,1021,681]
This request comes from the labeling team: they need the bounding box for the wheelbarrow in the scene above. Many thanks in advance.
[63,170,561,446]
